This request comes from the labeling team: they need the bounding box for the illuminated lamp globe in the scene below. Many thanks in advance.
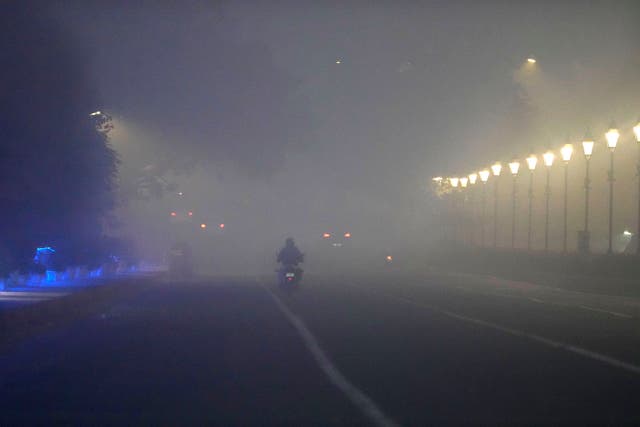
[508,161,520,176]
[560,144,573,163]
[605,123,620,150]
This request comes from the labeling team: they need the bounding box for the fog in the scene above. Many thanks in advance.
[49,1,640,272]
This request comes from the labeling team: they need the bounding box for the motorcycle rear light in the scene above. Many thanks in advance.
[323,233,331,238]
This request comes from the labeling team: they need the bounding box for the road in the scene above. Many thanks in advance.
[1,272,640,426]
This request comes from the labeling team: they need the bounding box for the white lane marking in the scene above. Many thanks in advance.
[578,305,634,319]
[262,285,399,427]
[453,284,635,318]
[351,285,640,376]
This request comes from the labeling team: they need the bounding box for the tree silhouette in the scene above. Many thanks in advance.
[0,4,118,274]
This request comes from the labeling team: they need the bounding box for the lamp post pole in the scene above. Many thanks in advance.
[512,175,517,248]
[543,151,555,252]
[608,150,615,254]
[605,124,620,255]
[479,170,490,248]
[468,173,478,246]
[545,167,551,251]
[508,161,520,249]
[494,180,499,248]
[482,183,487,247]
[528,170,534,250]
[636,120,640,255]
[526,154,537,251]
[460,177,469,246]
[581,134,594,254]
[560,144,573,253]
[563,162,569,252]
[491,163,502,248]
[584,157,591,241]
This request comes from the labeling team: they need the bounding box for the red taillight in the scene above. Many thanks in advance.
[386,255,393,261]
[170,212,177,217]
[188,211,193,216]
[200,223,207,229]
[219,223,225,229]
[323,233,331,238]
[344,232,351,238]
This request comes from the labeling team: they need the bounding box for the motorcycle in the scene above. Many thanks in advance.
[277,264,303,290]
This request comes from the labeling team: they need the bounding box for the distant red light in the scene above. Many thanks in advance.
[219,223,225,229]
[344,232,351,238]
[170,212,177,217]
[188,211,193,216]
[323,233,331,238]
[200,223,207,229]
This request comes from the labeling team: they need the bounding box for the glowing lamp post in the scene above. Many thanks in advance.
[508,161,520,248]
[468,173,478,245]
[525,154,538,250]
[634,119,640,255]
[491,163,502,248]
[580,133,595,253]
[449,177,460,244]
[479,169,490,247]
[560,144,573,252]
[460,177,470,245]
[605,123,620,254]
[543,151,555,251]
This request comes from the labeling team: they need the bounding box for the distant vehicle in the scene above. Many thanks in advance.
[168,242,193,278]
[322,231,352,248]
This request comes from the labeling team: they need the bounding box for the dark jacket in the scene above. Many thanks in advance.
[277,245,304,266]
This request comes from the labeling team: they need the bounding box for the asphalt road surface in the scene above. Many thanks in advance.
[2,272,640,426]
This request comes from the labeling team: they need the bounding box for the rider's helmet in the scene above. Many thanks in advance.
[285,237,295,247]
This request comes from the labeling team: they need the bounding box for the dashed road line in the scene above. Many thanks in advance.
[578,305,634,319]
[350,284,640,376]
[262,284,399,427]
[453,284,635,318]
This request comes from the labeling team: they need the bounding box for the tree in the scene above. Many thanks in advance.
[0,4,118,274]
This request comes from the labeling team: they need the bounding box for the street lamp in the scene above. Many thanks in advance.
[467,173,478,245]
[460,177,470,245]
[491,163,502,248]
[468,174,478,245]
[634,119,640,255]
[508,160,520,248]
[580,132,595,253]
[543,151,555,251]
[479,169,490,247]
[605,123,620,254]
[560,144,573,252]
[449,177,460,244]
[526,154,538,250]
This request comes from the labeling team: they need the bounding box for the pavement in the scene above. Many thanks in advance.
[1,272,640,426]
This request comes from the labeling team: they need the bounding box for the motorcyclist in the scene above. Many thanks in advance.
[277,237,304,267]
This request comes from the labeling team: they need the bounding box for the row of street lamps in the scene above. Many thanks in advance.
[434,120,640,254]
